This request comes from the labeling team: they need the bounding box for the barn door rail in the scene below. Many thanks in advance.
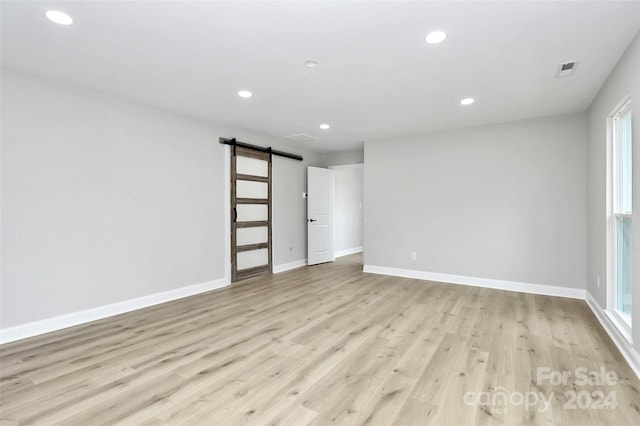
[219,137,303,161]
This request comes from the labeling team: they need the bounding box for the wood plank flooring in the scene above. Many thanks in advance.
[1,254,639,425]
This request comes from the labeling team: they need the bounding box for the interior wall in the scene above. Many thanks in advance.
[272,149,324,268]
[364,112,587,289]
[0,69,321,329]
[321,149,364,167]
[329,165,363,256]
[586,32,640,350]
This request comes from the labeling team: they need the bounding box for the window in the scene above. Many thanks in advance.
[609,99,632,335]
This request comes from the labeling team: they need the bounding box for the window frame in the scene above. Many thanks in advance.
[607,97,633,341]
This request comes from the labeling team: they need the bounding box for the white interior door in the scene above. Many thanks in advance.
[307,166,335,265]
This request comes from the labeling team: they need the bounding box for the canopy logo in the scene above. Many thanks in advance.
[463,366,619,414]
[463,387,552,414]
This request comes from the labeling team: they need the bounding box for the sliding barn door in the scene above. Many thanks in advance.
[231,147,272,282]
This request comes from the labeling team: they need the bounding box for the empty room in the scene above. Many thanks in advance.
[1,1,640,425]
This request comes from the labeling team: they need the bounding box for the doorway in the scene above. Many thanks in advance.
[330,164,364,258]
[306,164,364,267]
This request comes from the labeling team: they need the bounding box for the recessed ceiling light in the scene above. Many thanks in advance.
[319,124,330,130]
[425,30,447,44]
[238,90,252,98]
[306,60,319,68]
[460,98,475,105]
[46,10,73,25]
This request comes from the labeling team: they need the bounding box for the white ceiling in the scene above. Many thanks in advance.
[2,1,640,152]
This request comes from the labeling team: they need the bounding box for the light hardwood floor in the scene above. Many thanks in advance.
[1,254,639,425]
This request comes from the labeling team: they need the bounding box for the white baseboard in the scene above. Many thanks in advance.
[273,259,307,274]
[585,292,640,380]
[363,265,586,299]
[335,246,363,258]
[0,278,228,345]
[5,264,638,382]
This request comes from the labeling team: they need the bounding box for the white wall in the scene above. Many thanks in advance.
[587,32,640,353]
[1,69,321,330]
[272,153,323,268]
[364,113,587,289]
[330,165,363,256]
[321,149,364,167]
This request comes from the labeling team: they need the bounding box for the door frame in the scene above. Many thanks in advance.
[225,146,231,284]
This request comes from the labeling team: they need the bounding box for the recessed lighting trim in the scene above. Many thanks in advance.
[306,60,319,68]
[425,30,447,44]
[460,98,475,105]
[46,10,73,25]
[319,124,330,130]
[238,90,252,98]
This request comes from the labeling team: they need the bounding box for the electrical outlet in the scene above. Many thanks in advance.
[411,252,417,260]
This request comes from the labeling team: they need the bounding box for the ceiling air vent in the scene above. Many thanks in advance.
[284,133,317,143]
[555,61,578,78]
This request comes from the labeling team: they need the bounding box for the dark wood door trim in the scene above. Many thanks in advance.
[231,146,273,282]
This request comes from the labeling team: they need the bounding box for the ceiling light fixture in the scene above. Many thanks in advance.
[319,124,330,130]
[46,10,73,25]
[238,90,252,98]
[306,60,319,68]
[425,30,447,44]
[460,98,475,105]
